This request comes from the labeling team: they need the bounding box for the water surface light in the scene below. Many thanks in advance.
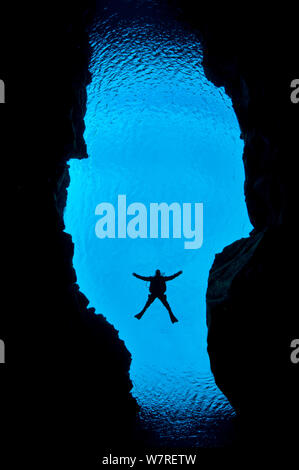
[64,6,252,447]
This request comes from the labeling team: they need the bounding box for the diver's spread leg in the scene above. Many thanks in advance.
[158,294,178,323]
[135,294,156,319]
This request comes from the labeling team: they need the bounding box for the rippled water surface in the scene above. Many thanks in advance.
[64,2,252,447]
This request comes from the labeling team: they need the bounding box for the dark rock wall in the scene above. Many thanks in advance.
[4,2,141,466]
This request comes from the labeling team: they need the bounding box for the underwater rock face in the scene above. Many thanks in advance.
[206,227,298,448]
[206,232,266,412]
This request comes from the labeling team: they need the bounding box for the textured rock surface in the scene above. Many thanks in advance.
[4,2,141,466]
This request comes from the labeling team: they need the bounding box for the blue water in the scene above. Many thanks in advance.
[64,6,252,447]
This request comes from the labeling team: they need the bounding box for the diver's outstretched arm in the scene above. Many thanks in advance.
[133,273,152,281]
[164,270,183,281]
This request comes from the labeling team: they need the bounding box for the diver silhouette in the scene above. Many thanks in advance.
[133,269,183,323]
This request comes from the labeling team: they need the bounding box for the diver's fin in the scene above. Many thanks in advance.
[135,313,143,320]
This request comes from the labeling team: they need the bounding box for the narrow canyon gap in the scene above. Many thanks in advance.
[64,3,252,446]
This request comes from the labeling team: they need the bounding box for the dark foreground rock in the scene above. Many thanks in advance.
[207,228,298,448]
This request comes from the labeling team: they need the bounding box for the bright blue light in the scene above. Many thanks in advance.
[64,14,252,446]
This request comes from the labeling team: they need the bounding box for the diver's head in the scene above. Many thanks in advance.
[155,269,161,277]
